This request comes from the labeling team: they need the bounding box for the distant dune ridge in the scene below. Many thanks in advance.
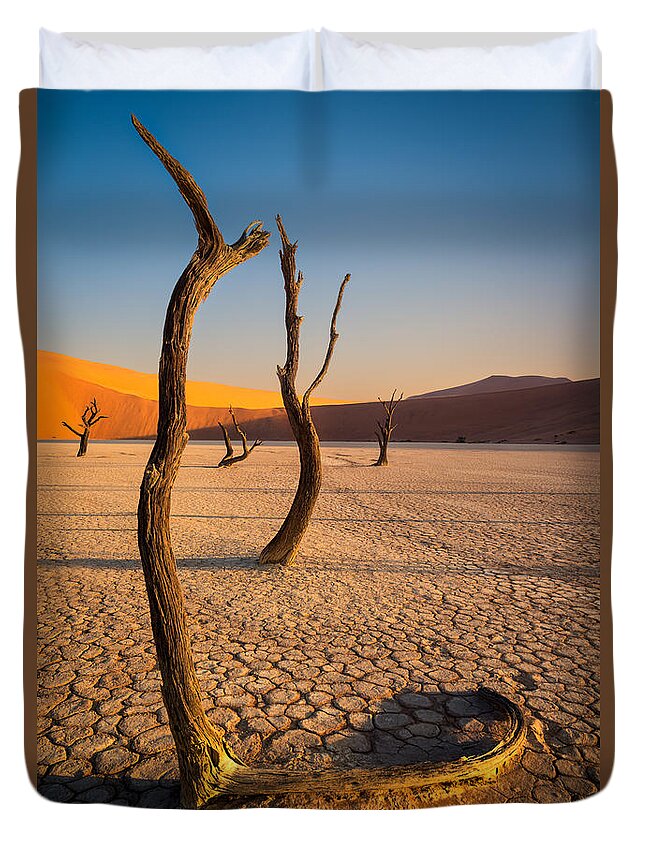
[409,374,572,399]
[38,350,599,444]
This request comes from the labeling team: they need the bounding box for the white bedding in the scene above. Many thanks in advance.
[320,30,600,90]
[39,29,316,90]
[39,30,601,91]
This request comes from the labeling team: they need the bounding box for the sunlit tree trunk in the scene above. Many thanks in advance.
[217,420,234,465]
[132,114,269,807]
[259,216,350,566]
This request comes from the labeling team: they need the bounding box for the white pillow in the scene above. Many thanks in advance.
[40,29,316,90]
[321,30,600,90]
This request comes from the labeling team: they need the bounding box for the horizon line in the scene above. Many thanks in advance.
[37,348,599,403]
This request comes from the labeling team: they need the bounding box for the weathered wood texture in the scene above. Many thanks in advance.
[132,114,270,808]
[217,421,234,465]
[374,390,404,466]
[259,216,350,566]
[208,687,527,804]
[61,397,107,457]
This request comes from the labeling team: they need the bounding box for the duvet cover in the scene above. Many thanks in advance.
[18,88,616,809]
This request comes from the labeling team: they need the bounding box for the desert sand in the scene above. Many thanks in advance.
[36,441,600,808]
[38,350,345,440]
[38,350,600,445]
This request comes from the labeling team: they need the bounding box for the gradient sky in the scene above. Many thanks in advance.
[38,90,600,400]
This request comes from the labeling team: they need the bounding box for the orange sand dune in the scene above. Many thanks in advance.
[38,350,344,439]
[37,350,599,445]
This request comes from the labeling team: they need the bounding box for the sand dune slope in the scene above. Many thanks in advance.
[38,350,599,444]
[37,350,339,439]
[410,374,571,399]
[196,379,600,445]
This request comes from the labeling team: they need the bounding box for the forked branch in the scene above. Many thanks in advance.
[81,397,108,428]
[132,115,270,267]
[61,422,83,438]
[302,274,350,409]
[218,406,263,467]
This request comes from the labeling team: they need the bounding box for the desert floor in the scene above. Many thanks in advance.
[35,441,601,809]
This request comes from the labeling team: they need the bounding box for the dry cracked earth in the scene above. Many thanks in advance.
[35,442,601,809]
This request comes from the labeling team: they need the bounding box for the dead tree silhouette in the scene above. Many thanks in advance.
[218,406,262,467]
[61,397,107,456]
[259,215,350,566]
[131,116,526,809]
[374,390,404,466]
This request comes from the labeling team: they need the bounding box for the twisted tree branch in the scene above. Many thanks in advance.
[218,421,234,465]
[302,274,350,409]
[131,114,222,254]
[134,116,269,807]
[61,421,83,438]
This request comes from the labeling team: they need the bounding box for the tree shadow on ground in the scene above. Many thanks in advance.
[36,688,513,809]
[38,556,599,581]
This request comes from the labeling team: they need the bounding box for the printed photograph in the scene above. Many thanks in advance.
[35,90,601,808]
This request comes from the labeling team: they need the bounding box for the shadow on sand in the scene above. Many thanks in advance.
[37,688,513,809]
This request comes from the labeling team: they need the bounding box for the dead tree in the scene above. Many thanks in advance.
[373,390,404,466]
[217,420,234,465]
[132,114,270,807]
[61,397,107,456]
[259,216,350,566]
[218,406,263,467]
[131,117,526,809]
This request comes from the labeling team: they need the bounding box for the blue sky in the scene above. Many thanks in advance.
[38,90,600,399]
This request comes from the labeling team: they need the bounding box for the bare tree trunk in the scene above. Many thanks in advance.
[373,391,403,467]
[77,429,89,457]
[132,114,270,808]
[217,421,234,465]
[62,397,108,457]
[218,407,262,468]
[130,118,527,808]
[259,216,349,566]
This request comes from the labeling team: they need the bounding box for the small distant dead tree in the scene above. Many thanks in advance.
[373,390,404,466]
[259,216,350,566]
[217,406,263,467]
[62,397,107,457]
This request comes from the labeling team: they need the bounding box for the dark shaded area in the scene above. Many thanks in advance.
[186,379,600,445]
[37,557,600,580]
[36,688,510,809]
[43,375,599,444]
